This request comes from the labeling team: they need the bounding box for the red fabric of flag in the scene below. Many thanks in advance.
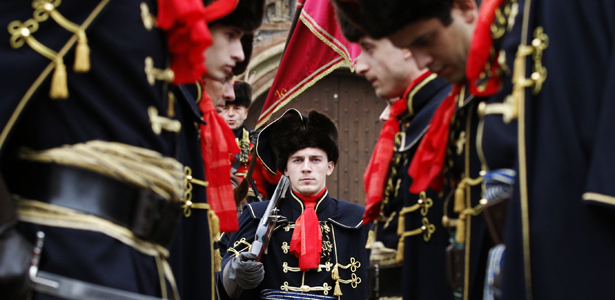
[256,0,361,129]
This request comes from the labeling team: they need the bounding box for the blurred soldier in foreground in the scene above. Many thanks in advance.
[168,1,264,300]
[336,12,453,300]
[219,109,370,300]
[334,0,615,299]
[0,0,219,299]
[332,1,504,299]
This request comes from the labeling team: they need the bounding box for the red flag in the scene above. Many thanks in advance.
[255,0,361,129]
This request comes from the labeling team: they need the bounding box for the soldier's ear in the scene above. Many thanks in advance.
[401,48,412,60]
[326,161,335,176]
[454,0,478,23]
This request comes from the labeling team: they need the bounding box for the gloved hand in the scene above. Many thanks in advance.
[227,252,265,290]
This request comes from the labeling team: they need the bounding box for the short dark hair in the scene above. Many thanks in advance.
[207,0,265,33]
[332,0,454,39]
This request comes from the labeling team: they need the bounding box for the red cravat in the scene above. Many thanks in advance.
[289,188,326,271]
[199,86,240,232]
[362,71,431,223]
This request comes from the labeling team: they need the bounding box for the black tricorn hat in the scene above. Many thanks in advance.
[331,0,453,39]
[256,109,339,175]
[232,33,254,75]
[208,0,266,33]
[228,80,252,108]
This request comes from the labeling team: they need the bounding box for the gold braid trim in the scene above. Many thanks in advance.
[16,198,169,256]
[227,238,252,257]
[32,0,91,72]
[280,282,333,295]
[19,141,184,201]
[16,197,181,299]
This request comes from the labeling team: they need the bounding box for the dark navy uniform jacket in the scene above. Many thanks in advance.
[170,83,215,300]
[0,1,209,298]
[498,0,615,299]
[444,87,494,300]
[220,189,370,300]
[369,74,453,300]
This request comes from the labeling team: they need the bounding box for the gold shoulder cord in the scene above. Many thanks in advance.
[1,0,111,153]
[8,0,94,99]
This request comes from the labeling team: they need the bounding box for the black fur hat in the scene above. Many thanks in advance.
[232,33,254,75]
[331,0,453,39]
[335,9,365,43]
[228,80,252,108]
[208,0,266,33]
[256,109,339,175]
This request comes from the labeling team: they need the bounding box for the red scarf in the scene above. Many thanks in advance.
[466,0,506,96]
[199,85,240,232]
[157,0,239,84]
[289,187,326,271]
[408,84,462,193]
[362,71,430,224]
[157,0,210,84]
[408,0,505,194]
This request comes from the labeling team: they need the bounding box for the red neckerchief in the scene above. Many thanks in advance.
[199,82,240,232]
[408,0,506,193]
[362,71,431,224]
[289,187,327,271]
[409,84,462,193]
[466,0,507,96]
[157,0,210,84]
[158,0,238,84]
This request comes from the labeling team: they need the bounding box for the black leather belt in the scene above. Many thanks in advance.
[367,263,403,299]
[8,161,181,247]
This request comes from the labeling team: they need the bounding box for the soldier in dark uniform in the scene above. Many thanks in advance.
[331,1,510,300]
[219,109,371,300]
[0,0,212,299]
[336,12,453,300]
[492,1,615,300]
[221,80,253,183]
[168,2,264,300]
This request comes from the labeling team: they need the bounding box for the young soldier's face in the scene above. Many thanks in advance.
[284,147,334,197]
[387,3,477,83]
[204,24,245,82]
[355,36,412,99]
[206,76,235,113]
[221,104,248,130]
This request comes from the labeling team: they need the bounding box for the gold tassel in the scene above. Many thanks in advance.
[456,215,466,243]
[73,32,90,73]
[331,264,340,281]
[454,181,466,213]
[214,248,222,272]
[208,210,220,239]
[167,92,176,118]
[365,228,375,249]
[50,59,68,99]
[334,280,343,296]
[395,238,404,262]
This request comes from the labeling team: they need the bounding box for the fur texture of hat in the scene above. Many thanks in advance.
[209,0,266,32]
[257,109,339,174]
[228,80,252,108]
[233,33,254,75]
[331,0,453,39]
[336,9,365,43]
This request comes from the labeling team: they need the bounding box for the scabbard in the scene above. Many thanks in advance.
[32,271,167,300]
